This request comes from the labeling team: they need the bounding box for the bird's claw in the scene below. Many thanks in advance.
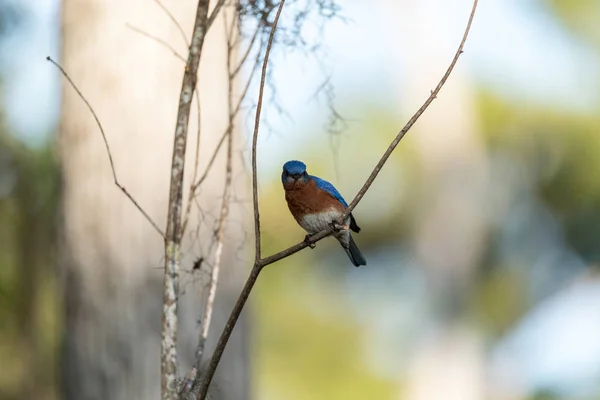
[330,221,348,232]
[304,234,316,249]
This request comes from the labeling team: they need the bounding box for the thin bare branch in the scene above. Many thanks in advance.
[181,89,203,235]
[189,42,263,194]
[196,0,479,397]
[190,130,229,193]
[148,0,204,239]
[46,56,165,237]
[182,4,246,235]
[200,139,231,343]
[124,18,204,239]
[199,0,237,366]
[179,7,238,396]
[250,11,283,262]
[194,265,261,400]
[226,4,238,47]
[207,0,227,31]
[342,1,478,218]
[125,23,187,62]
[185,11,264,227]
[188,33,265,194]
[161,1,210,399]
[153,0,190,46]
[230,23,260,78]
[181,120,234,399]
[149,0,204,226]
[194,1,287,399]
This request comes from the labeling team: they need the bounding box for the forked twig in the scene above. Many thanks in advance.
[153,0,189,46]
[196,0,479,397]
[182,12,265,233]
[143,1,205,239]
[179,134,234,398]
[230,25,260,79]
[189,32,265,195]
[46,56,165,237]
[194,1,287,399]
[149,12,233,391]
[161,1,210,399]
[207,0,227,31]
[179,0,232,238]
[179,8,238,397]
[125,23,187,62]
[125,8,206,240]
[188,36,264,195]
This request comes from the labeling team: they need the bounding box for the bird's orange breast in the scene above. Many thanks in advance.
[284,178,346,224]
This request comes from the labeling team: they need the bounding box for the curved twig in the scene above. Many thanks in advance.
[195,0,479,397]
[193,1,287,399]
[46,56,165,237]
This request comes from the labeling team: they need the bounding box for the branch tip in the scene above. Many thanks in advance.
[48,55,165,237]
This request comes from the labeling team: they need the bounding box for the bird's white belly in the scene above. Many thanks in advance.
[300,209,343,233]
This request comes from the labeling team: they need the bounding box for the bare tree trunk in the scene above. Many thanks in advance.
[58,1,249,399]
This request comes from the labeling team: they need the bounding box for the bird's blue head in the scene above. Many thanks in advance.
[282,160,309,187]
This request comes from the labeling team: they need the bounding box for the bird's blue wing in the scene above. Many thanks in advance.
[310,175,348,207]
[311,175,361,233]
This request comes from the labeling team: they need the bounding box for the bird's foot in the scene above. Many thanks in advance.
[330,221,348,232]
[304,234,316,249]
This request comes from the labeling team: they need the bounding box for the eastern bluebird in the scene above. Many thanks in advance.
[281,160,367,267]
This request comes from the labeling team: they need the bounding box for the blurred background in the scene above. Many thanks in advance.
[2,0,600,399]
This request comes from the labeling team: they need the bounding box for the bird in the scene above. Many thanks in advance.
[281,160,367,267]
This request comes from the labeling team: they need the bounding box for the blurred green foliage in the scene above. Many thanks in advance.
[543,0,600,47]
[478,90,600,264]
[254,263,397,399]
[0,132,61,400]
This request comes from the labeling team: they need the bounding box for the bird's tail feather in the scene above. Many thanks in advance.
[342,235,367,267]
